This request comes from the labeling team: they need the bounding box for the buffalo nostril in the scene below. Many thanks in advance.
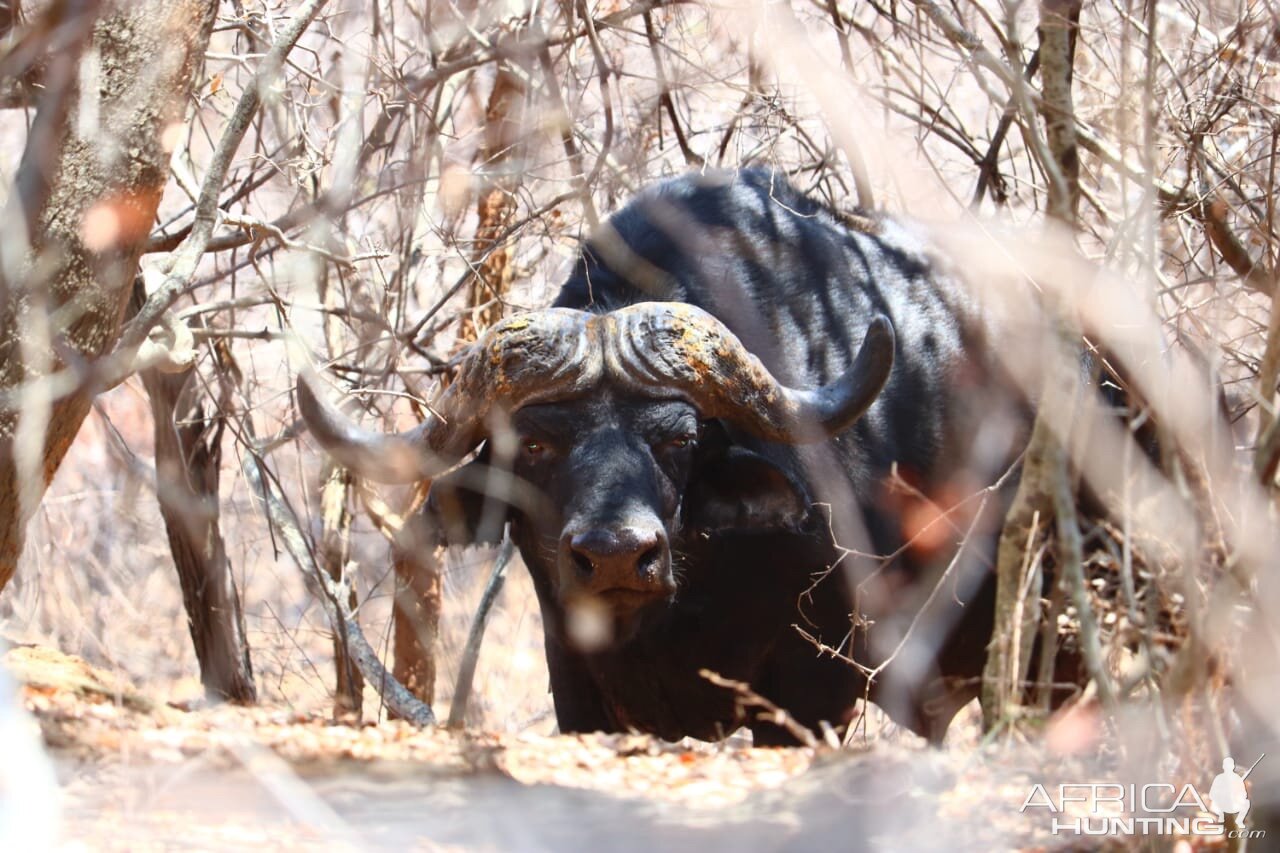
[635,544,663,580]
[571,549,595,577]
[565,526,668,591]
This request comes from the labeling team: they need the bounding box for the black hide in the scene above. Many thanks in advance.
[432,169,1025,744]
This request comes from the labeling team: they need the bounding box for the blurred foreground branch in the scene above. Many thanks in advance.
[982,0,1087,733]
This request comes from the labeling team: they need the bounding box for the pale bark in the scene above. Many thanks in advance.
[1036,0,1082,224]
[319,464,362,720]
[981,0,1085,732]
[0,0,219,590]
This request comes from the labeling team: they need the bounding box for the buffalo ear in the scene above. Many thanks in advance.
[684,446,809,532]
[426,444,509,547]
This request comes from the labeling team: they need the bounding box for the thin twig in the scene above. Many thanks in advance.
[117,0,331,356]
[243,452,436,726]
[699,669,820,748]
[447,532,515,729]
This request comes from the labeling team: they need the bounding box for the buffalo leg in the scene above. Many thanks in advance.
[544,638,614,734]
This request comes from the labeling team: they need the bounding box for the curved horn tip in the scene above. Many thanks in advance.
[850,314,895,379]
[294,370,359,448]
[858,315,896,386]
[294,370,468,484]
[295,369,337,430]
[809,313,896,438]
[864,314,896,353]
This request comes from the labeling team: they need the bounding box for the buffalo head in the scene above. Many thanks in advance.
[297,302,895,645]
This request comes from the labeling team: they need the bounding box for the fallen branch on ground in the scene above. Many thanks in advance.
[699,669,822,748]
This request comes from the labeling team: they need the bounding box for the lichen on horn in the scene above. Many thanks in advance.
[604,302,896,442]
[296,302,894,483]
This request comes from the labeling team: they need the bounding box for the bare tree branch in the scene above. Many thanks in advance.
[244,454,436,726]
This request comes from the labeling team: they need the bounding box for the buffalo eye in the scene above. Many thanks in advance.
[656,431,698,453]
[521,438,549,459]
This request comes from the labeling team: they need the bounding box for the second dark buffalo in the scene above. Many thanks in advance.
[299,168,1030,744]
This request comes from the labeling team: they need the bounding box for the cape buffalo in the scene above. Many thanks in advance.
[298,168,1024,744]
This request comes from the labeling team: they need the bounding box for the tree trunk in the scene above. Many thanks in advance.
[389,492,442,711]
[388,66,526,710]
[353,478,439,719]
[0,0,219,591]
[140,310,256,704]
[462,64,525,338]
[392,540,442,709]
[319,463,363,720]
[1037,0,1083,225]
[981,0,1085,732]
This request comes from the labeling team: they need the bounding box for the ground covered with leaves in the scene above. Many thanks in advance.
[7,643,1220,852]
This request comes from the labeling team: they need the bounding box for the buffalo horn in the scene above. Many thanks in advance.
[297,303,894,482]
[605,302,895,442]
[296,309,601,482]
